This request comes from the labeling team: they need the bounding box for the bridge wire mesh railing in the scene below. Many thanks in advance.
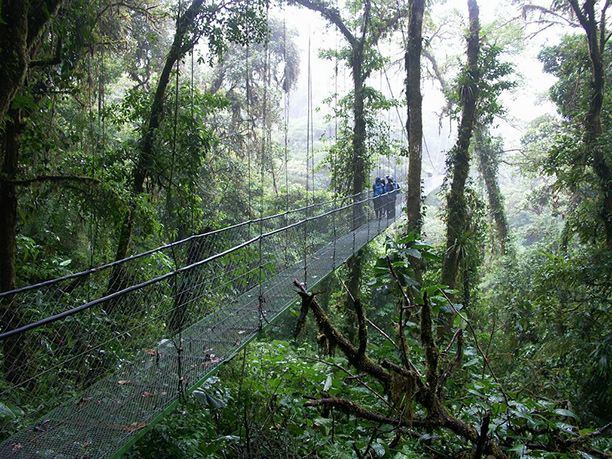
[0,188,403,458]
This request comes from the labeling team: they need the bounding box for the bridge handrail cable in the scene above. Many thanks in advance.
[0,189,399,340]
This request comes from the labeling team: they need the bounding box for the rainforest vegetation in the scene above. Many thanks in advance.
[0,0,610,457]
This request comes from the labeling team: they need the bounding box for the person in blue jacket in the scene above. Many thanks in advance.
[373,177,385,219]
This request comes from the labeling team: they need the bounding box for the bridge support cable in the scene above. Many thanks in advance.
[303,32,313,288]
[245,42,253,236]
[257,5,270,331]
[282,13,291,270]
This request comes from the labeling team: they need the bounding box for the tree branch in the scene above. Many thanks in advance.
[567,0,590,30]
[359,0,372,46]
[385,256,415,373]
[293,280,390,384]
[437,329,463,393]
[521,4,580,28]
[290,0,356,47]
[27,0,65,53]
[354,298,368,358]
[369,2,409,45]
[474,412,491,459]
[294,287,311,338]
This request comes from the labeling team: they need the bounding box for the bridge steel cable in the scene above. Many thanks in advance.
[258,5,270,330]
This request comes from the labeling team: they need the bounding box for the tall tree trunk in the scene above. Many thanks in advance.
[405,0,425,234]
[346,58,367,313]
[0,0,64,292]
[0,110,26,384]
[568,0,611,250]
[352,50,367,213]
[0,0,73,384]
[474,130,509,255]
[291,0,402,311]
[440,0,480,335]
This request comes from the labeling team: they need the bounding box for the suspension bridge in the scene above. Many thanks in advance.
[0,189,403,458]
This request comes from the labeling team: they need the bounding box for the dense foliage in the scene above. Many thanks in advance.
[0,0,609,457]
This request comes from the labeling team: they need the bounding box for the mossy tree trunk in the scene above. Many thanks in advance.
[567,0,611,250]
[440,0,480,337]
[405,0,425,234]
[474,130,509,254]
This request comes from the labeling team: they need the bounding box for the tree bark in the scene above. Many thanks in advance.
[352,55,367,199]
[568,0,611,250]
[347,46,368,320]
[405,0,425,235]
[440,0,480,335]
[0,0,78,384]
[0,0,64,291]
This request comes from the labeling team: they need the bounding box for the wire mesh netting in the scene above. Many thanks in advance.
[0,189,403,458]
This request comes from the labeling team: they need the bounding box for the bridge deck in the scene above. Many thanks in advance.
[0,204,400,458]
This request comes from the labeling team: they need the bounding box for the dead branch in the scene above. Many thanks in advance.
[366,317,400,351]
[293,280,390,384]
[293,290,311,338]
[437,329,464,393]
[303,356,391,409]
[385,256,414,373]
[354,298,367,358]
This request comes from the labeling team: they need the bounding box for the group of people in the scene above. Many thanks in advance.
[373,176,399,219]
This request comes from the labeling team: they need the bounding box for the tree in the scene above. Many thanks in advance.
[528,33,610,247]
[520,0,611,248]
[405,0,425,234]
[0,0,116,383]
[0,0,66,307]
[208,17,300,206]
[111,0,267,284]
[474,130,509,254]
[566,0,611,249]
[290,0,406,206]
[0,0,64,125]
[440,0,481,331]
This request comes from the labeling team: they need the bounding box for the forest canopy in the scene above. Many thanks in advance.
[0,0,610,458]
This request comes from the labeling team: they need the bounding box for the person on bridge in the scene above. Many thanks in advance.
[385,176,399,219]
[373,177,385,219]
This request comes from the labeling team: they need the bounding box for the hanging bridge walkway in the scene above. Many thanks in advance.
[0,189,403,458]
